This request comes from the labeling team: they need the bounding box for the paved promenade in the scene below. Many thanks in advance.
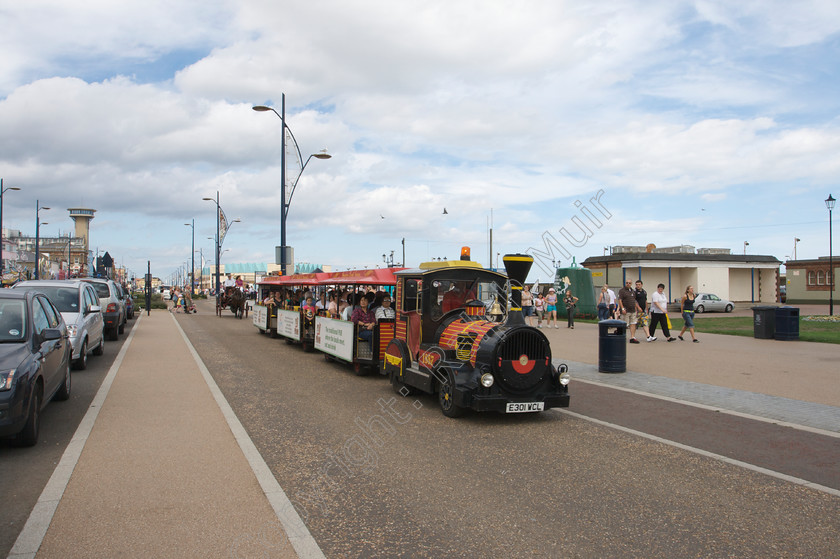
[8,306,839,558]
[9,310,320,559]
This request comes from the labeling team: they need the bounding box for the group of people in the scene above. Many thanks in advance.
[521,286,580,329]
[600,280,699,344]
[169,286,194,313]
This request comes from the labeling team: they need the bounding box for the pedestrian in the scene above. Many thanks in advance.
[534,292,545,328]
[563,289,579,328]
[606,284,617,319]
[597,285,609,320]
[679,285,699,342]
[521,285,534,326]
[618,280,643,343]
[635,280,655,342]
[545,288,558,328]
[649,283,676,341]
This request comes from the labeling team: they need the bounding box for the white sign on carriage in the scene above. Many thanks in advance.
[314,316,354,362]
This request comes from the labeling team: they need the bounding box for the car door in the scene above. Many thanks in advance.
[708,294,722,311]
[31,296,63,398]
[84,285,104,346]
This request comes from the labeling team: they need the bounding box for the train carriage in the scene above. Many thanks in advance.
[253,272,328,347]
[383,250,570,417]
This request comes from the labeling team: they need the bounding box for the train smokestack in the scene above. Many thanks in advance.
[502,254,533,326]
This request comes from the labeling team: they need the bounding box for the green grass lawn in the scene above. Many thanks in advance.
[677,316,840,344]
[576,314,840,344]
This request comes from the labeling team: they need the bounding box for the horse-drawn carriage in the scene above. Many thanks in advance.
[217,287,248,318]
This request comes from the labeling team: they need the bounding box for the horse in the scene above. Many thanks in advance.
[227,288,247,319]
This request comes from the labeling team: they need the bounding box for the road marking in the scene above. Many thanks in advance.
[574,377,840,439]
[8,315,140,559]
[171,313,326,559]
[558,409,840,498]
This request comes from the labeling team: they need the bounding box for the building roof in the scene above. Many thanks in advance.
[582,253,781,266]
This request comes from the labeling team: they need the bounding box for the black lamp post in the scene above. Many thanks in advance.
[826,194,835,316]
[0,179,21,279]
[34,200,50,280]
[203,192,221,309]
[185,219,195,297]
[253,95,331,275]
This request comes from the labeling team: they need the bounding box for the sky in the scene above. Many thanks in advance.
[1,0,838,284]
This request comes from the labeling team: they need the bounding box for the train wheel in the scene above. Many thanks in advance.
[352,362,370,376]
[438,369,465,418]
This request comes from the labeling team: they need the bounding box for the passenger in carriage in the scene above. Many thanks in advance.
[315,293,326,312]
[375,294,395,322]
[351,294,376,349]
[301,296,317,318]
[341,292,359,321]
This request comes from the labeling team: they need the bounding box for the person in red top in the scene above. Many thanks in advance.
[351,295,376,348]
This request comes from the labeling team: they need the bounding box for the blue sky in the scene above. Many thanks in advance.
[0,0,838,284]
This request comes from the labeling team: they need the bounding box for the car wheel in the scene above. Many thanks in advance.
[74,340,88,370]
[54,363,71,401]
[725,304,733,313]
[92,335,105,356]
[438,369,465,418]
[13,387,42,447]
[694,305,704,313]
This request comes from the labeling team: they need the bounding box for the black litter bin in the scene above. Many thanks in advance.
[751,306,776,339]
[774,306,800,341]
[598,319,627,373]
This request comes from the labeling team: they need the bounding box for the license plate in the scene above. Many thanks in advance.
[506,402,545,413]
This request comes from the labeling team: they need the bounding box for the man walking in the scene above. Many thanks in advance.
[635,280,655,342]
[618,280,643,343]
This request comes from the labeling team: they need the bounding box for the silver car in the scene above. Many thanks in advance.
[693,293,735,313]
[12,280,105,369]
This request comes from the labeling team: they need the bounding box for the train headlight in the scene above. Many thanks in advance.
[480,373,495,388]
[559,372,570,386]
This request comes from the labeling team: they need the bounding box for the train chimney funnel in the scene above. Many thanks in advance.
[502,254,533,326]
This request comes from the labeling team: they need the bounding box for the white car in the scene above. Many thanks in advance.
[12,280,105,369]
[693,293,734,313]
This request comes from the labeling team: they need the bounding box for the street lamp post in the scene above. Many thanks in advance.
[253,94,331,275]
[826,194,835,316]
[185,219,195,297]
[0,179,21,280]
[35,200,50,280]
[203,192,221,309]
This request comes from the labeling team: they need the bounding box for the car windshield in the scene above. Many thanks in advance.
[0,300,26,342]
[15,286,80,313]
[85,282,111,298]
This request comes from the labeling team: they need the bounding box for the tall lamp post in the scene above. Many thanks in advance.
[0,179,21,280]
[826,194,835,316]
[203,192,222,307]
[185,219,195,297]
[253,94,331,275]
[35,200,50,280]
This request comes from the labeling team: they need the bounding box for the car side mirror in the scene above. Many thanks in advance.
[88,305,102,314]
[43,328,62,341]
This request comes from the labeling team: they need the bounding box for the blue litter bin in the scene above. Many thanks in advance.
[598,319,627,373]
[774,306,800,341]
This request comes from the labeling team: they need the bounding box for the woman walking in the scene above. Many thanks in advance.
[545,288,558,328]
[564,289,579,329]
[679,285,699,342]
[521,285,535,326]
[649,284,676,342]
[597,285,609,320]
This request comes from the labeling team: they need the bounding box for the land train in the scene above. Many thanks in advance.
[253,251,570,417]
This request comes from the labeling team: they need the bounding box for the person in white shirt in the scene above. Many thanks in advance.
[649,283,676,341]
[375,296,395,321]
[606,285,617,319]
[223,274,235,288]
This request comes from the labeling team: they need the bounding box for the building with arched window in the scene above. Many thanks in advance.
[784,257,836,304]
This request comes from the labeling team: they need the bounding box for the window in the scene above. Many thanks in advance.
[31,300,50,335]
[808,271,816,286]
[38,297,61,328]
[817,271,824,285]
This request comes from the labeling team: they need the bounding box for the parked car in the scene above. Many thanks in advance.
[693,293,734,313]
[0,290,72,446]
[80,278,126,340]
[12,280,105,370]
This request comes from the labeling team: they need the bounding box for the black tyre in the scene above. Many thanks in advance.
[725,304,733,313]
[92,336,104,356]
[694,305,704,313]
[107,326,119,341]
[14,387,42,447]
[54,363,71,401]
[74,340,87,370]
[438,369,465,418]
